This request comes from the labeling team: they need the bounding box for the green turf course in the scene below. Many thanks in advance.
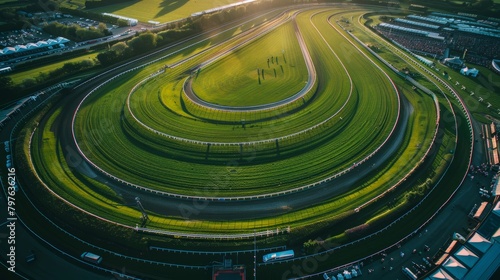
[72,12,401,197]
[27,79,437,234]
[22,6,460,243]
[12,6,479,279]
[14,10,479,280]
[190,21,308,106]
[33,7,430,223]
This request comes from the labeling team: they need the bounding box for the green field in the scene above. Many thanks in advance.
[191,21,308,106]
[87,0,244,23]
[8,51,99,84]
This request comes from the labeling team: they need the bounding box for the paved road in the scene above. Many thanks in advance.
[0,108,111,279]
[357,119,488,280]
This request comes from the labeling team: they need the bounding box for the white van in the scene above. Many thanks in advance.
[81,252,102,264]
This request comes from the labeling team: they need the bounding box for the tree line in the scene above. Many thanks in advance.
[85,0,137,9]
[96,0,297,65]
[0,58,96,98]
[43,21,112,42]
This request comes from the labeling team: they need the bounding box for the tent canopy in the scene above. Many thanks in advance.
[454,246,479,268]
[468,232,492,253]
[443,256,468,279]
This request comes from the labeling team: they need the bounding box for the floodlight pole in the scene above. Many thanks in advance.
[254,230,257,280]
[135,197,149,221]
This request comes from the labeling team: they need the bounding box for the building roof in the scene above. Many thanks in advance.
[467,232,492,253]
[1,37,70,56]
[494,180,500,196]
[443,256,468,279]
[25,42,38,49]
[444,57,463,65]
[495,201,500,216]
[2,47,15,54]
[46,39,58,45]
[407,14,448,25]
[493,59,500,73]
[463,241,500,280]
[56,36,69,43]
[36,41,48,47]
[395,18,440,29]
[493,227,500,242]
[460,67,479,77]
[14,45,27,52]
[426,268,454,280]
[454,246,479,268]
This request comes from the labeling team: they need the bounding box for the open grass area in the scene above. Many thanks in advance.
[7,51,99,85]
[191,21,308,106]
[86,0,244,23]
[59,0,86,9]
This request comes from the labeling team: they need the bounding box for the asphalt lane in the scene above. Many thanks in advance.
[0,117,111,279]
[356,119,489,280]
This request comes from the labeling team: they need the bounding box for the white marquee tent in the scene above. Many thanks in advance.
[468,232,492,253]
[443,256,468,279]
[454,246,479,268]
[426,268,454,280]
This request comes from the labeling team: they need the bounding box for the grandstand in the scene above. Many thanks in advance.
[430,12,477,22]
[375,25,447,57]
[427,201,500,280]
[407,14,447,25]
[377,23,444,40]
[482,123,499,166]
[394,18,440,30]
[374,11,500,67]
